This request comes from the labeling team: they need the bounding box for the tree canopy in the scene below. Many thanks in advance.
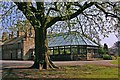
[1,1,120,41]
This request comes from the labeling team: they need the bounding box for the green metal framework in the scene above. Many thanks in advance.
[48,32,98,61]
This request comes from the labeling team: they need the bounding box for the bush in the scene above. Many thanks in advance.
[103,54,112,60]
[111,56,117,60]
[98,47,105,54]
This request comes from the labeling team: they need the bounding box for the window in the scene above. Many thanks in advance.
[53,47,58,55]
[18,43,21,49]
[59,48,64,54]
[17,49,22,59]
[71,46,77,54]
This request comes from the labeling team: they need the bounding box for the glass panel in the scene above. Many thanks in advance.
[59,48,64,54]
[49,49,53,55]
[65,48,70,54]
[18,43,21,49]
[54,47,58,49]
[65,46,70,49]
[48,32,98,48]
[18,49,22,59]
[54,47,58,55]
[71,46,77,54]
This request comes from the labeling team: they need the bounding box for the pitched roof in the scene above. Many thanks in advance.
[3,36,25,45]
[48,32,98,47]
[2,32,98,48]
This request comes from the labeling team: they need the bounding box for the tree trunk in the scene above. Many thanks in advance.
[31,27,58,69]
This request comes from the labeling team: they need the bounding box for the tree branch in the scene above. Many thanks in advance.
[46,7,61,16]
[0,5,16,17]
[76,16,85,36]
[73,2,82,8]
[46,2,95,29]
[82,13,101,31]
[95,3,120,21]
[14,2,41,28]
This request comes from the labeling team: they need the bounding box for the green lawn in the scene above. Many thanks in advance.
[2,65,119,79]
[111,57,120,65]
[111,60,118,65]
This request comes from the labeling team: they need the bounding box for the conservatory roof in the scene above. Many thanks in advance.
[48,32,99,47]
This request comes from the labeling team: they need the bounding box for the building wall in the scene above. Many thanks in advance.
[2,42,23,60]
[22,28,35,60]
[0,46,1,59]
[23,37,35,60]
[2,26,35,60]
[2,37,35,60]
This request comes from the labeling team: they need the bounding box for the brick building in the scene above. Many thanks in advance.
[2,27,35,60]
[0,40,3,60]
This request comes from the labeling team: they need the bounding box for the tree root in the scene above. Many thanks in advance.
[30,54,59,70]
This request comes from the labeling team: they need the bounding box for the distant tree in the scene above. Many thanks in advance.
[104,43,109,54]
[110,41,120,56]
[98,47,105,54]
[113,41,120,47]
[7,20,32,37]
[118,41,120,57]
[2,32,8,42]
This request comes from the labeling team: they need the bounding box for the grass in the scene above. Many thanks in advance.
[111,57,120,65]
[2,65,119,79]
[111,60,118,65]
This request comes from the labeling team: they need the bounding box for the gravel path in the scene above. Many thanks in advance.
[1,60,119,69]
[54,60,119,68]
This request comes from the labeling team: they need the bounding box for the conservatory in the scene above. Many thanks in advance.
[48,32,99,61]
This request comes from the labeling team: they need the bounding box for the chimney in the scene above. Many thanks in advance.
[28,27,35,37]
[9,34,11,39]
[11,32,14,39]
[9,32,14,39]
[2,32,7,42]
[17,31,25,37]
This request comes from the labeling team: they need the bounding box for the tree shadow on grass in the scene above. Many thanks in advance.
[2,66,33,79]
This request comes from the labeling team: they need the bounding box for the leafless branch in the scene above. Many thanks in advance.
[95,3,120,21]
[82,12,101,32]
[46,7,61,16]
[0,5,16,17]
[76,16,85,36]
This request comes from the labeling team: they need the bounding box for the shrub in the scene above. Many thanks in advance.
[103,54,112,60]
[111,56,117,60]
[98,47,105,54]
